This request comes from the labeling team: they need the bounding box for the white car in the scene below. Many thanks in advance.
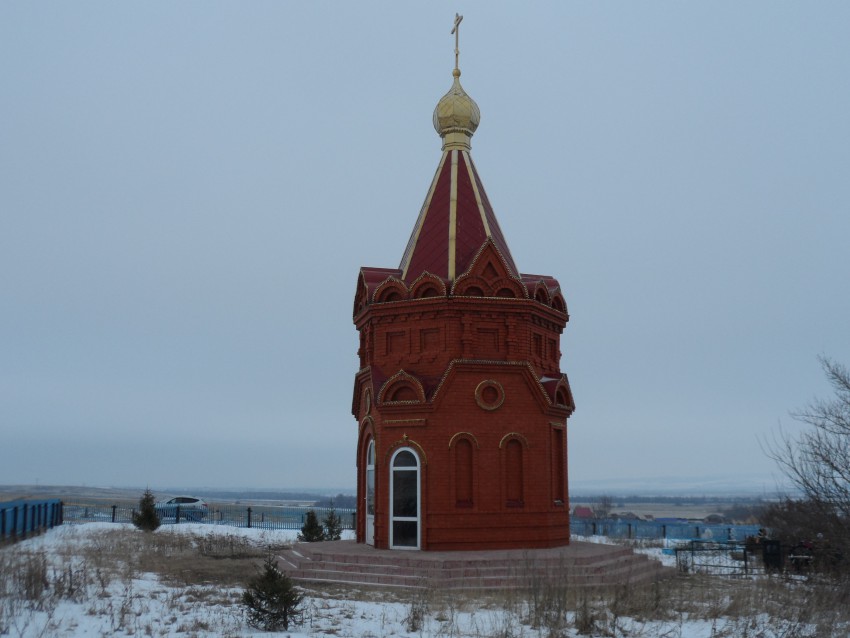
[155,496,208,521]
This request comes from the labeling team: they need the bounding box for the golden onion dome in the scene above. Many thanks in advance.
[432,68,480,151]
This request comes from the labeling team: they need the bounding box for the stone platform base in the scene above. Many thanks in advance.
[277,540,672,590]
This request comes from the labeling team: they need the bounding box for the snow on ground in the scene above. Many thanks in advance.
[0,523,829,637]
[573,533,678,568]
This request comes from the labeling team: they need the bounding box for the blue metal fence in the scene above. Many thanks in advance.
[62,501,356,531]
[1,499,63,542]
[570,517,762,542]
[3,501,763,543]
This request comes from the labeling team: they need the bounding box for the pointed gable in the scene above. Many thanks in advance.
[452,240,526,298]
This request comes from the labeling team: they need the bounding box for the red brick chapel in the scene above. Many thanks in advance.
[352,24,575,551]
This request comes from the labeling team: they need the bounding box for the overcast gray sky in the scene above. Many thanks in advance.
[2,2,848,494]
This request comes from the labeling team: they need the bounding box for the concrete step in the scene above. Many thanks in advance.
[277,541,673,590]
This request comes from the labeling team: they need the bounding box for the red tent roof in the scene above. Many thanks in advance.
[398,149,518,284]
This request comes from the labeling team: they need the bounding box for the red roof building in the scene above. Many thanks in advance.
[352,44,574,551]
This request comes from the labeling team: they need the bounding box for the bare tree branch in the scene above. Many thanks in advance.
[765,356,850,563]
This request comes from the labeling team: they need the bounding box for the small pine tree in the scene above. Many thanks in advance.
[242,556,303,631]
[297,510,325,542]
[322,502,343,541]
[132,488,160,532]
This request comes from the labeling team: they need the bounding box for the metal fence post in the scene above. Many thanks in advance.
[21,504,28,540]
[247,507,252,529]
[112,505,117,523]
[176,504,181,524]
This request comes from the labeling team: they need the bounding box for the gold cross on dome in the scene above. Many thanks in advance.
[451,13,464,71]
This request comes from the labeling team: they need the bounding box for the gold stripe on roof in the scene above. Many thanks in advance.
[463,150,491,237]
[448,150,459,281]
[400,151,449,280]
[467,154,518,275]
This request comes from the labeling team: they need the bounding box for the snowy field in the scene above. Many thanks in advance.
[2,523,847,637]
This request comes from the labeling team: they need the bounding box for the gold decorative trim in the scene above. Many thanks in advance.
[385,434,428,466]
[378,370,427,404]
[549,421,566,429]
[372,276,408,304]
[450,238,525,294]
[431,359,552,407]
[385,418,427,427]
[499,432,529,449]
[463,150,492,238]
[448,150,459,280]
[532,281,551,305]
[400,152,448,280]
[474,379,505,411]
[357,419,377,466]
[448,431,480,449]
[465,156,521,279]
[408,271,448,299]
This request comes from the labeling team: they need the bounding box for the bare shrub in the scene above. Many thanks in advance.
[194,531,267,558]
[17,551,50,603]
[573,589,597,635]
[402,586,434,633]
[767,356,850,573]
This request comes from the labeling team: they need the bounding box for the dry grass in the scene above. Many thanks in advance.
[3,526,850,637]
[311,569,850,637]
[0,526,285,637]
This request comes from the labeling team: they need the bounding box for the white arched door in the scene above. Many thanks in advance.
[365,440,375,546]
[389,448,420,549]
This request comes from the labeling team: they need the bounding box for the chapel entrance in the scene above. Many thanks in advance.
[365,439,375,546]
[389,448,420,549]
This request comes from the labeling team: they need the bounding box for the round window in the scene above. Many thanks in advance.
[475,380,505,411]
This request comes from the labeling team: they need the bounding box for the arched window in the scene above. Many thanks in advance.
[504,439,524,507]
[556,388,569,407]
[454,438,473,507]
[388,385,418,402]
[552,428,565,504]
[552,295,566,313]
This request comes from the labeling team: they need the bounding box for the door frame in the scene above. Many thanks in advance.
[365,439,375,546]
[389,447,421,550]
